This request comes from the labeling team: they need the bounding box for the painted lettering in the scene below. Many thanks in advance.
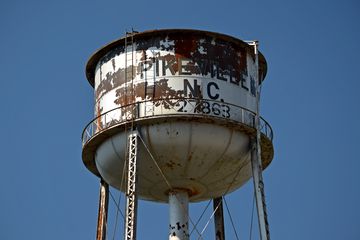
[178,58,191,75]
[184,79,201,98]
[193,58,211,76]
[241,75,249,91]
[162,57,176,76]
[215,64,227,81]
[139,60,153,79]
[207,82,220,100]
[229,69,240,86]
[134,54,253,94]
[250,76,256,96]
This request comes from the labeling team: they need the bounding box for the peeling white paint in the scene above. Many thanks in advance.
[84,31,273,206]
[160,37,175,49]
[198,45,206,54]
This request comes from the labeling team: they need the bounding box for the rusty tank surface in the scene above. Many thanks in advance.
[82,29,273,202]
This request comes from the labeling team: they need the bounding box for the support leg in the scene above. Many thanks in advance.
[96,179,109,240]
[248,40,270,240]
[169,190,189,240]
[125,132,139,240]
[250,138,270,240]
[213,197,225,240]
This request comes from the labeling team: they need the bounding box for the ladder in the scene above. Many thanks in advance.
[124,29,140,240]
[144,52,157,116]
[125,132,139,240]
[248,40,271,240]
[124,30,138,118]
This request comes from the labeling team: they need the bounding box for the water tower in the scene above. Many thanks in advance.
[82,29,274,240]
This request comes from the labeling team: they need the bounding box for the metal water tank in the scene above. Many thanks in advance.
[82,29,273,203]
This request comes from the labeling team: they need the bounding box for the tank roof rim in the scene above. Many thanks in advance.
[85,28,268,87]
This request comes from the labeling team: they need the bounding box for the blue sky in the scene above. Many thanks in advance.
[1,0,359,239]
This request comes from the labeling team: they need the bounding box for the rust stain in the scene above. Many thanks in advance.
[96,65,137,101]
[164,160,182,170]
[173,36,198,59]
[96,103,103,131]
[186,151,193,162]
[166,187,200,198]
[113,78,185,108]
[95,33,252,101]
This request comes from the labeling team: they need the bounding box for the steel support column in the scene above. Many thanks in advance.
[250,138,270,240]
[96,179,109,240]
[125,132,139,240]
[249,40,270,240]
[169,190,189,240]
[213,197,225,240]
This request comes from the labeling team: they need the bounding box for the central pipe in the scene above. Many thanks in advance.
[169,190,189,240]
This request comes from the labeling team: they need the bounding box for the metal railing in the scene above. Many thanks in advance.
[82,98,273,146]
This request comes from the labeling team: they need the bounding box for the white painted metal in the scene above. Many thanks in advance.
[169,190,189,240]
[88,33,273,205]
[93,42,258,120]
[89,33,273,203]
[95,122,251,202]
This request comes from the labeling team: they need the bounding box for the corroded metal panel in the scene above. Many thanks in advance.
[93,31,264,123]
[82,30,274,202]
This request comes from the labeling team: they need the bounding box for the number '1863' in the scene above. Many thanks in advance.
[177,100,231,118]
